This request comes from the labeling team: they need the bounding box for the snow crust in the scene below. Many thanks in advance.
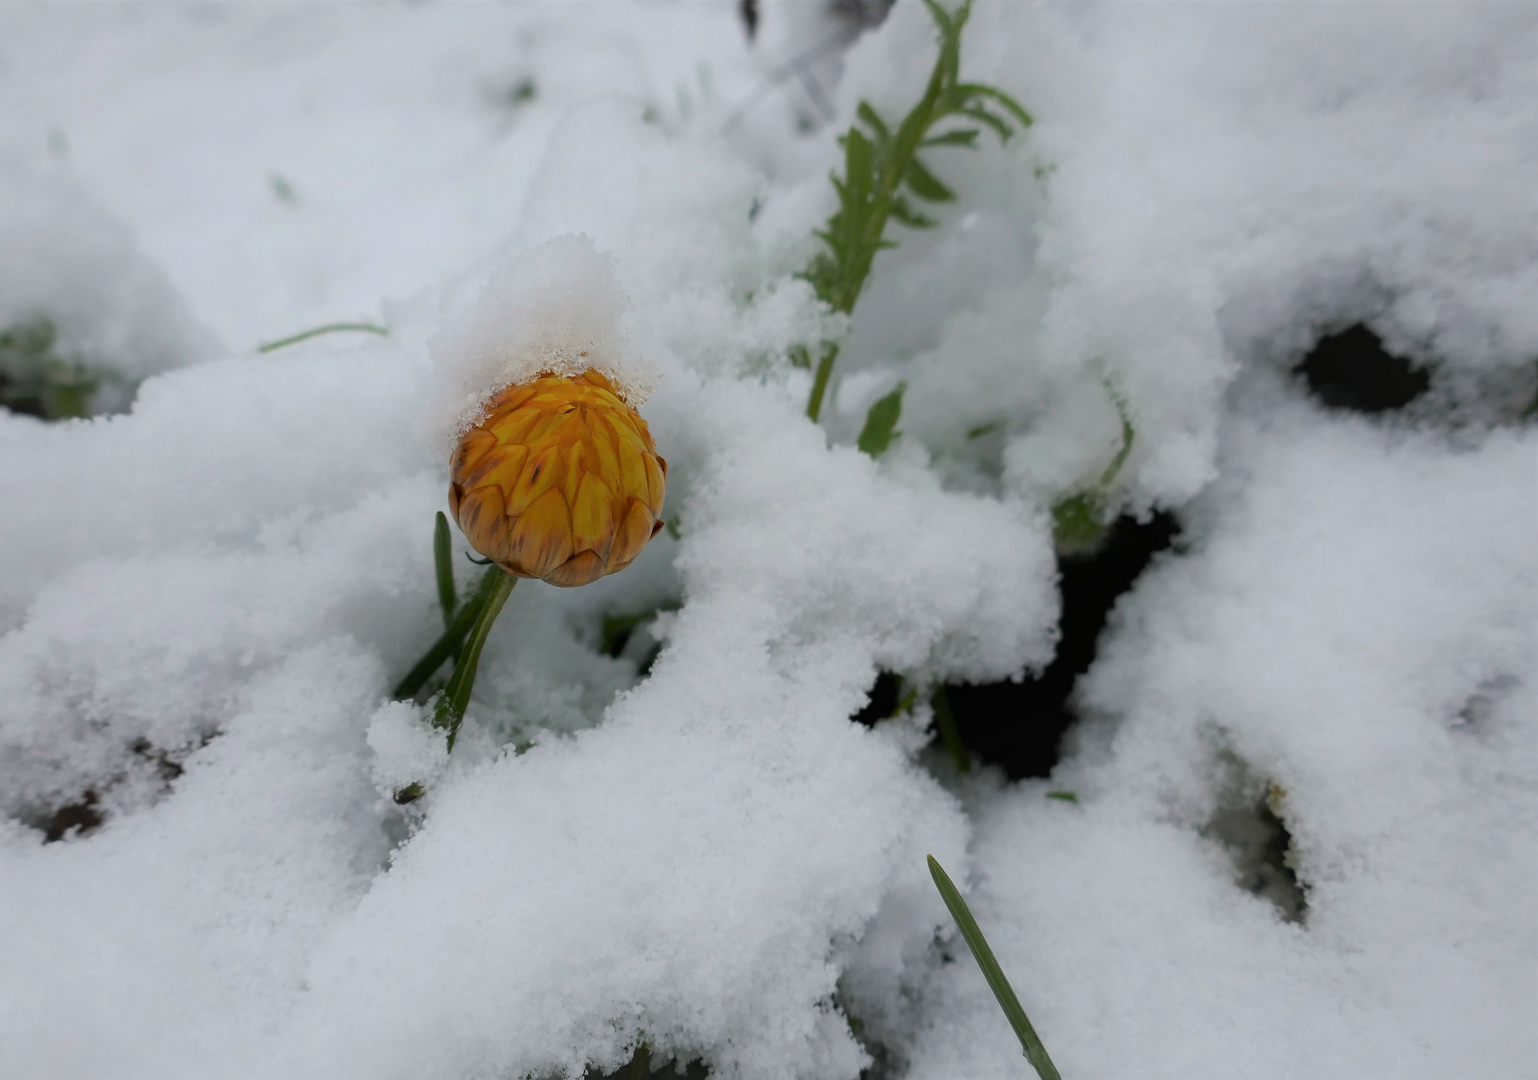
[0,2,1533,1077]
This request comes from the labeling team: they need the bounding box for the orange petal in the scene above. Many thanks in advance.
[505,487,573,579]
[457,484,507,562]
[562,441,586,508]
[570,471,616,560]
[590,427,621,492]
[447,482,463,520]
[507,444,560,517]
[608,497,655,571]
[642,452,666,515]
[458,443,528,493]
[450,428,497,477]
[489,405,542,447]
[544,549,606,587]
[614,431,648,501]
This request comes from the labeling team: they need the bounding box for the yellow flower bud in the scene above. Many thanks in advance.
[448,369,667,587]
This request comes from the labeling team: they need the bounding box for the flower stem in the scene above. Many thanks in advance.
[806,342,840,422]
[432,568,516,751]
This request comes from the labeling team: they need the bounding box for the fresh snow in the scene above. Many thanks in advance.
[0,1,1534,1077]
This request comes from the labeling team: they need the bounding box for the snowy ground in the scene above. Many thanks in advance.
[1,2,1535,1077]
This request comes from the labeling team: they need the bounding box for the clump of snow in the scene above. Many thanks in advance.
[431,233,657,440]
[0,161,217,409]
[366,700,446,796]
[0,1,1534,1077]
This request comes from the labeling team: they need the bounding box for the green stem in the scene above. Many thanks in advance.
[806,342,840,422]
[932,686,970,773]
[432,569,516,751]
[927,855,1061,1080]
[256,322,388,353]
[392,565,500,701]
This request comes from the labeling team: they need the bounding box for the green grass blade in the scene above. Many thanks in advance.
[256,322,387,353]
[392,565,500,700]
[931,686,970,773]
[434,511,457,628]
[432,569,516,751]
[905,157,957,203]
[927,855,1062,1080]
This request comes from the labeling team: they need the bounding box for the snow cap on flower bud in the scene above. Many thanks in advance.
[434,234,666,586]
[431,232,657,441]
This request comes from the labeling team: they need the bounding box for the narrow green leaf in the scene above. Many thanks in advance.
[931,686,969,773]
[256,322,387,353]
[890,196,938,229]
[927,855,1062,1080]
[956,103,1014,142]
[1096,383,1136,488]
[955,82,1033,129]
[432,569,517,752]
[857,101,891,147]
[392,564,500,701]
[1045,790,1079,803]
[857,382,906,458]
[905,157,957,203]
[923,128,981,148]
[433,512,457,628]
[920,0,955,37]
[845,127,875,201]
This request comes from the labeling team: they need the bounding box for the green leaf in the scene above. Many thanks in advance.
[431,569,517,752]
[955,82,1033,129]
[857,101,891,147]
[923,128,981,148]
[392,564,501,701]
[433,512,457,628]
[956,103,1014,142]
[1045,790,1079,803]
[255,322,387,353]
[904,157,957,203]
[857,382,906,457]
[927,855,1062,1080]
[931,686,969,773]
[890,196,938,229]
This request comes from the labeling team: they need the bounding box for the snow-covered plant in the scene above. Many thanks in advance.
[798,0,1030,430]
[400,365,668,765]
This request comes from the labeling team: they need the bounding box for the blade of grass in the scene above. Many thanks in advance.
[432,568,516,751]
[392,565,500,700]
[931,686,970,773]
[927,855,1061,1080]
[256,322,388,353]
[433,511,458,628]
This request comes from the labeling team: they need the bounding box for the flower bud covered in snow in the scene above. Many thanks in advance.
[448,369,666,587]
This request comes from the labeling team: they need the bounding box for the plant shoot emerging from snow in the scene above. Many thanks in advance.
[799,0,1030,424]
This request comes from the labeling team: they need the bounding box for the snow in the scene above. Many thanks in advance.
[1,1,1534,1077]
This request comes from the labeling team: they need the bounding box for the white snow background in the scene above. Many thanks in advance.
[1,1,1535,1077]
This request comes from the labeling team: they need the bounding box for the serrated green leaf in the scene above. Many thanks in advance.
[904,156,956,202]
[857,381,906,457]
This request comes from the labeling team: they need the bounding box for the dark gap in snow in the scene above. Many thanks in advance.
[852,670,902,727]
[1297,323,1430,413]
[584,1049,709,1080]
[942,512,1179,779]
[1205,756,1308,924]
[39,790,104,843]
